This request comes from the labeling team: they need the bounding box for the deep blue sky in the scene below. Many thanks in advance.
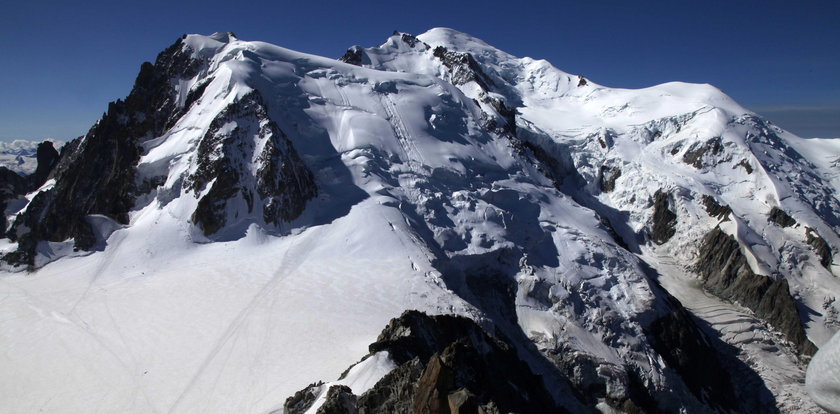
[1,0,838,140]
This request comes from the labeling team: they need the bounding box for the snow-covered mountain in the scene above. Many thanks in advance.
[0,29,837,413]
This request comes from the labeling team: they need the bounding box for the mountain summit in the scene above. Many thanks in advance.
[1,29,837,413]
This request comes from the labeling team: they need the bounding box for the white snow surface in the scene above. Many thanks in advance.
[808,330,840,413]
[1,29,838,413]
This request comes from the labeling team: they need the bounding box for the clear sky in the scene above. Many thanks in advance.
[1,0,838,141]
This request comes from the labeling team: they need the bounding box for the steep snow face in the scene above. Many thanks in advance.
[0,29,836,413]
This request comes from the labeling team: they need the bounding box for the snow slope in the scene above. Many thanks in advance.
[0,29,837,413]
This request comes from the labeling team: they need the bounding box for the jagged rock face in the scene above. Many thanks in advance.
[5,36,202,265]
[768,206,797,227]
[806,228,833,270]
[599,165,621,193]
[682,136,724,169]
[0,167,26,201]
[356,359,425,414]
[0,167,27,235]
[29,141,59,188]
[339,46,364,65]
[4,34,318,261]
[293,308,761,413]
[283,382,324,414]
[432,46,494,90]
[185,90,316,236]
[295,311,565,414]
[318,385,358,414]
[696,227,816,355]
[649,191,677,244]
[701,195,732,219]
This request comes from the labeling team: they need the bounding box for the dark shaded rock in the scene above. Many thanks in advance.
[432,46,495,90]
[29,141,60,188]
[650,191,676,244]
[768,206,796,227]
[319,311,564,414]
[399,33,423,48]
[183,77,213,110]
[682,137,723,169]
[318,385,358,414]
[284,381,323,414]
[806,228,833,270]
[598,214,630,250]
[186,90,317,236]
[357,358,424,414]
[0,167,26,200]
[191,164,240,235]
[0,167,27,235]
[577,76,587,87]
[695,227,816,355]
[339,46,364,65]
[736,159,753,174]
[647,299,739,412]
[369,310,502,365]
[599,166,621,193]
[5,35,203,266]
[701,194,731,220]
[482,96,516,135]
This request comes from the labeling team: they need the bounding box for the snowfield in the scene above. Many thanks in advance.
[0,29,837,413]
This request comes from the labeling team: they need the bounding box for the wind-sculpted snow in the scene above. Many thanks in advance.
[0,29,836,413]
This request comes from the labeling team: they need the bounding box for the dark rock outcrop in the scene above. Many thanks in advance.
[294,310,564,414]
[283,381,323,414]
[682,137,723,169]
[356,358,424,413]
[432,46,495,90]
[185,90,317,236]
[0,167,27,235]
[736,159,753,174]
[768,206,797,227]
[598,166,621,193]
[650,191,677,244]
[318,385,358,414]
[806,228,833,270]
[695,227,816,355]
[29,141,60,189]
[339,46,364,65]
[701,194,731,220]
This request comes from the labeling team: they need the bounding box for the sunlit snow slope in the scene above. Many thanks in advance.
[0,29,837,413]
